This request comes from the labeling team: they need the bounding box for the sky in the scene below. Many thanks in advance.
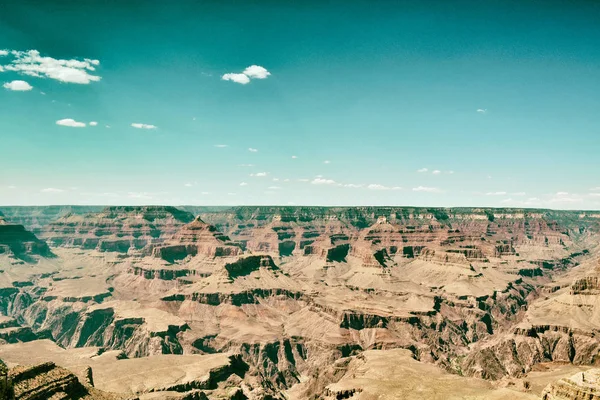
[1,0,600,209]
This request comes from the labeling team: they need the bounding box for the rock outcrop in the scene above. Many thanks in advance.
[542,369,600,399]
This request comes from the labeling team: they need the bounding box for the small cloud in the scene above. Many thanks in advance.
[412,186,442,193]
[7,185,16,189]
[367,184,401,190]
[214,144,228,148]
[590,187,600,192]
[89,121,98,126]
[184,183,193,187]
[298,178,310,182]
[556,191,569,196]
[432,170,441,175]
[417,168,428,173]
[105,125,110,129]
[3,80,33,91]
[291,156,298,159]
[243,65,271,79]
[239,182,248,186]
[41,188,64,193]
[0,50,8,56]
[201,191,211,195]
[447,171,455,174]
[272,178,280,181]
[222,73,250,84]
[344,183,363,188]
[56,118,86,128]
[477,109,487,114]
[222,65,271,84]
[511,192,526,196]
[250,172,268,177]
[323,160,331,164]
[283,178,290,182]
[268,186,281,190]
[131,123,157,129]
[485,191,507,196]
[228,192,236,195]
[311,178,336,185]
[248,148,258,152]
[238,164,255,167]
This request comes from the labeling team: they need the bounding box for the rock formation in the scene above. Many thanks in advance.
[1,206,600,399]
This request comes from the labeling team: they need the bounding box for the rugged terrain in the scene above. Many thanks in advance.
[1,205,600,399]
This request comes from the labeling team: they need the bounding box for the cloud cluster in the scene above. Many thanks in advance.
[56,118,86,128]
[312,178,336,185]
[222,65,271,85]
[250,172,268,177]
[367,184,401,190]
[3,80,32,91]
[131,123,157,130]
[1,50,100,84]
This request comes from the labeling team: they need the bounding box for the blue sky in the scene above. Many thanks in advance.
[1,0,600,208]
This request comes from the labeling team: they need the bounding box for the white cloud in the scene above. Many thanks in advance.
[248,148,258,152]
[417,168,428,173]
[511,192,526,196]
[311,178,336,185]
[590,187,600,192]
[243,65,271,79]
[222,73,250,84]
[272,178,279,181]
[268,186,281,190]
[485,191,507,196]
[184,183,193,187]
[344,183,363,188]
[238,164,255,167]
[412,186,442,193]
[298,178,310,182]
[3,80,32,91]
[214,144,228,148]
[89,121,98,126]
[41,188,64,193]
[283,178,290,182]
[250,172,268,177]
[201,191,211,195]
[448,171,455,174]
[131,123,157,129]
[323,160,331,164]
[432,170,441,175]
[222,65,271,84]
[56,118,86,128]
[4,50,100,84]
[240,182,248,186]
[7,185,16,189]
[291,156,298,159]
[556,191,569,196]
[228,192,236,196]
[0,50,8,56]
[367,184,401,190]
[477,109,487,114]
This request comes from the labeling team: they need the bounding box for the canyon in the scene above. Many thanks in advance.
[1,205,600,399]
